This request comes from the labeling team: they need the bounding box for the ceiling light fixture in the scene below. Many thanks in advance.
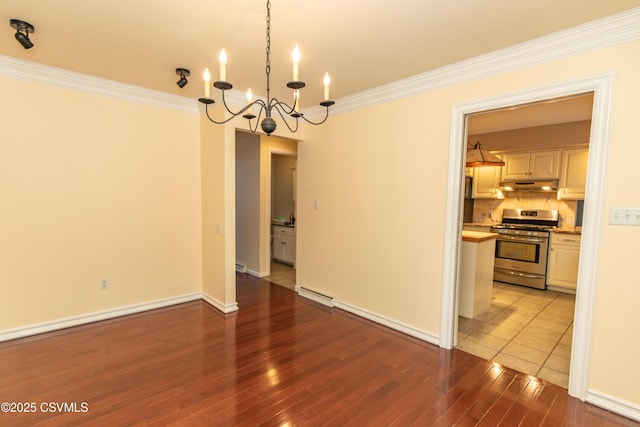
[176,68,190,88]
[466,142,505,167]
[10,19,35,49]
[198,0,334,136]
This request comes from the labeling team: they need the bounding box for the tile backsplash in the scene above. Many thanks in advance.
[472,193,580,229]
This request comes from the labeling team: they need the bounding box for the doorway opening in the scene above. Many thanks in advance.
[456,93,593,389]
[234,130,298,288]
[439,73,614,399]
[268,153,297,290]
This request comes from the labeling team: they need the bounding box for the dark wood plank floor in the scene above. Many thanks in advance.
[0,274,637,426]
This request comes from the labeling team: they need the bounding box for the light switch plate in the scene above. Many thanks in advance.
[609,207,640,225]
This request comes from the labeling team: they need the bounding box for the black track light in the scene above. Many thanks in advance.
[10,19,35,49]
[176,68,190,88]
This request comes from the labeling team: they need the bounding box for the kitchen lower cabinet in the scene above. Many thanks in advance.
[547,233,581,292]
[273,225,296,265]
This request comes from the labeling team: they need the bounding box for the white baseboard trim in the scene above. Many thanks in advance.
[202,292,239,314]
[0,292,202,343]
[247,269,269,278]
[586,389,640,422]
[333,299,440,346]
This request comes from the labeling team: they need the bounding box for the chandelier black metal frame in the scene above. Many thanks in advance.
[197,0,334,136]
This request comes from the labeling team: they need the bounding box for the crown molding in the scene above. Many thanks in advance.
[0,55,199,114]
[304,7,640,120]
[2,7,638,119]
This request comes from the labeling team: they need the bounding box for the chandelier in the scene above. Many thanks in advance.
[198,0,335,136]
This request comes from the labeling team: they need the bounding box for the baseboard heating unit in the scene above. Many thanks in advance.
[298,287,335,308]
[235,263,247,273]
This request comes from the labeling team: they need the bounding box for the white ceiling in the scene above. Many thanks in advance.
[1,1,637,115]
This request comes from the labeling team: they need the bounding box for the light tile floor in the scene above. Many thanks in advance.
[265,260,296,290]
[457,282,575,388]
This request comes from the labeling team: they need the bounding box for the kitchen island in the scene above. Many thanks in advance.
[459,231,497,319]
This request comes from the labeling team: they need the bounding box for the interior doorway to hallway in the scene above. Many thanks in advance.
[234,130,298,282]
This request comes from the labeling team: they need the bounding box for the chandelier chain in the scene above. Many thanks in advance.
[265,0,271,93]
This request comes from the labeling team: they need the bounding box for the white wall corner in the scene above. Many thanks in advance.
[202,292,239,314]
[247,269,269,278]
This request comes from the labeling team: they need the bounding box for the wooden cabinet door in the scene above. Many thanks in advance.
[547,234,581,290]
[472,162,503,199]
[502,152,531,180]
[558,148,589,200]
[529,150,560,179]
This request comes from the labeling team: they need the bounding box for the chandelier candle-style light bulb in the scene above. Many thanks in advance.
[323,72,331,101]
[246,88,253,114]
[292,44,300,81]
[219,49,227,82]
[203,68,211,98]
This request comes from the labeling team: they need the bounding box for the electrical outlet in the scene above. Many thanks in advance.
[100,278,109,290]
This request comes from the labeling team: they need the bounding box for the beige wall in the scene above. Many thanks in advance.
[0,76,202,331]
[235,132,261,273]
[298,40,640,404]
[200,106,233,305]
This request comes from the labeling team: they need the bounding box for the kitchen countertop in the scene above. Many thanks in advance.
[463,222,495,227]
[273,223,295,228]
[552,228,582,235]
[462,230,498,243]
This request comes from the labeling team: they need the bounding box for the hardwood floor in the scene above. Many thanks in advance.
[0,274,637,426]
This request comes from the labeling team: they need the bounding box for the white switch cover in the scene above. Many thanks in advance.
[314,199,320,209]
[609,207,640,225]
[216,224,222,234]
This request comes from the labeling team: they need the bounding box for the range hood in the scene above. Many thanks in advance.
[499,180,558,192]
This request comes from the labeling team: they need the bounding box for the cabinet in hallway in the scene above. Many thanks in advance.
[273,225,296,265]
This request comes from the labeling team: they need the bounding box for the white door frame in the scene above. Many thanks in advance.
[439,73,614,400]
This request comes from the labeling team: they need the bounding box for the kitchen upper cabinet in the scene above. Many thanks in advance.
[472,162,503,199]
[558,148,589,200]
[501,150,560,180]
[547,233,581,292]
[273,225,296,265]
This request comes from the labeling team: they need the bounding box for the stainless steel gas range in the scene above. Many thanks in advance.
[491,209,559,289]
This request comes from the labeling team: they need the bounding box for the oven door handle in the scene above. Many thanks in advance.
[496,236,546,244]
